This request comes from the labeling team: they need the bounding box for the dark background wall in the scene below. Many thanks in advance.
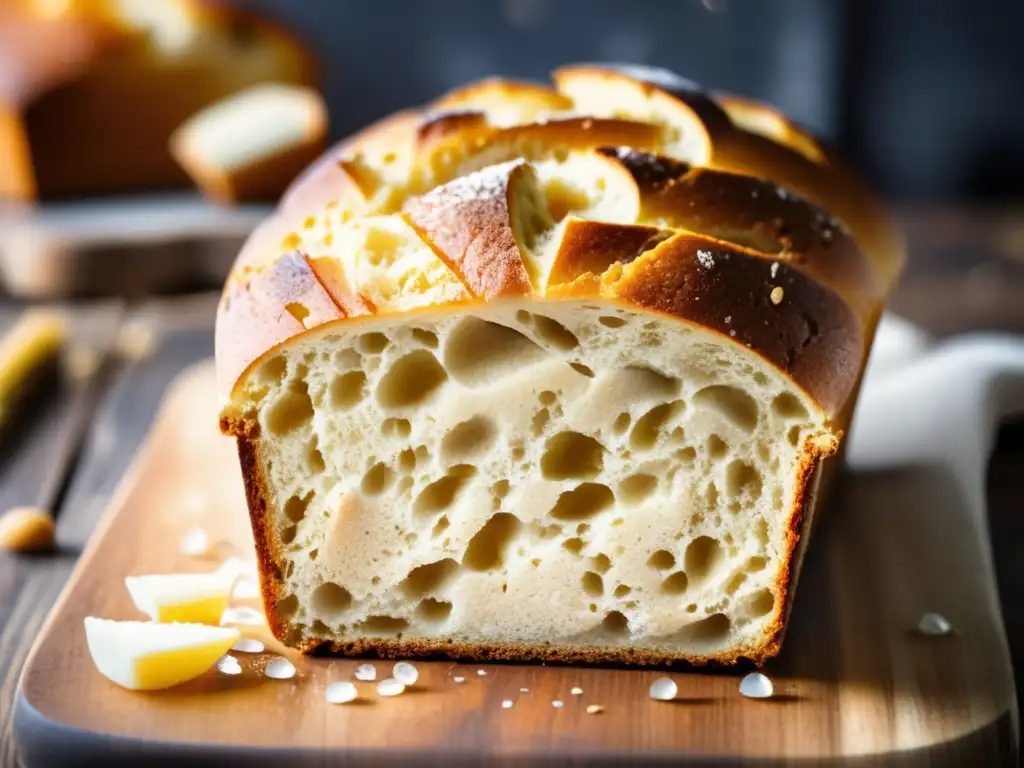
[235,0,1024,202]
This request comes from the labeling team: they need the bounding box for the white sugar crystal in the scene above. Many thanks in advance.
[216,655,242,676]
[501,699,514,709]
[917,612,953,636]
[354,663,377,681]
[377,678,405,697]
[453,676,465,684]
[326,681,358,704]
[571,686,583,695]
[551,700,564,709]
[231,637,265,653]
[476,669,488,676]
[264,658,296,680]
[696,250,715,269]
[220,606,265,626]
[179,528,210,556]
[520,687,529,693]
[393,661,419,685]
[231,577,260,600]
[739,672,774,699]
[649,677,678,701]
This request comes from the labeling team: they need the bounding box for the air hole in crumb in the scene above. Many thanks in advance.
[265,381,314,436]
[631,401,683,450]
[284,490,314,523]
[706,434,728,459]
[361,463,395,496]
[619,474,657,505]
[647,550,676,570]
[531,315,580,351]
[444,317,547,387]
[756,443,771,463]
[725,572,747,595]
[515,310,533,325]
[745,556,768,572]
[755,518,769,546]
[358,332,389,354]
[576,523,590,535]
[431,516,450,538]
[570,362,595,378]
[613,585,632,598]
[539,390,557,405]
[726,460,763,499]
[685,536,723,583]
[602,611,629,635]
[311,620,331,635]
[510,444,526,462]
[277,594,299,618]
[376,351,447,409]
[582,571,604,596]
[788,425,802,447]
[281,525,297,544]
[599,315,627,328]
[491,480,510,498]
[676,446,697,463]
[309,548,318,560]
[589,553,611,573]
[258,356,287,384]
[677,613,731,643]
[311,582,352,618]
[562,538,584,555]
[612,413,631,435]
[532,408,550,436]
[355,616,409,635]
[531,558,542,568]
[660,571,689,595]
[463,513,522,571]
[741,589,775,618]
[686,603,698,613]
[330,371,367,410]
[705,482,720,509]
[541,431,605,480]
[382,418,412,439]
[694,385,759,432]
[398,449,416,474]
[418,598,453,621]
[442,416,498,462]
[401,559,458,597]
[411,328,439,348]
[415,445,430,462]
[549,483,614,521]
[304,437,326,472]
[773,392,809,420]
[335,348,362,369]
[413,465,476,518]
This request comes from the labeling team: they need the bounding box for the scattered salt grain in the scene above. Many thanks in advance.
[770,262,780,278]
[649,677,678,701]
[231,637,264,653]
[393,662,419,685]
[586,705,605,715]
[179,528,210,556]
[917,612,953,636]
[453,676,465,684]
[216,655,242,676]
[551,700,564,709]
[739,672,774,699]
[354,663,377,681]
[377,678,405,697]
[326,681,358,704]
[696,250,715,269]
[476,669,488,676]
[770,286,784,305]
[502,699,514,709]
[220,606,265,626]
[570,686,583,696]
[264,658,296,680]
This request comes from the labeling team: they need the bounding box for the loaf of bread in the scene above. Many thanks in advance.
[170,83,328,204]
[216,65,903,666]
[0,0,316,201]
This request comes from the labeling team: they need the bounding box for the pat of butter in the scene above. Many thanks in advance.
[84,617,239,691]
[125,573,233,625]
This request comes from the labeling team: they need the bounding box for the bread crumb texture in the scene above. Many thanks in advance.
[216,65,901,666]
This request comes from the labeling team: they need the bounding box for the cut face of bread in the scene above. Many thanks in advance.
[232,300,833,663]
[217,64,901,667]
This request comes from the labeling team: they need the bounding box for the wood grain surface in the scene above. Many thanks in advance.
[13,360,1018,766]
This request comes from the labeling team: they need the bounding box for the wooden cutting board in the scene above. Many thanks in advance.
[13,327,1021,765]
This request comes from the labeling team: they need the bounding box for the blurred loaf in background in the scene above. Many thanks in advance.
[0,0,318,201]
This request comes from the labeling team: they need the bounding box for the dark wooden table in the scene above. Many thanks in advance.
[0,207,1022,765]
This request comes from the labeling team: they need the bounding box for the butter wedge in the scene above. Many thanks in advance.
[83,617,240,691]
[125,573,233,625]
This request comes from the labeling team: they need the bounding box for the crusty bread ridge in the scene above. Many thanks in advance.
[216,64,902,667]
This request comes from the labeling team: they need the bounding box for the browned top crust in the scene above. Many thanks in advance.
[217,65,903,425]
